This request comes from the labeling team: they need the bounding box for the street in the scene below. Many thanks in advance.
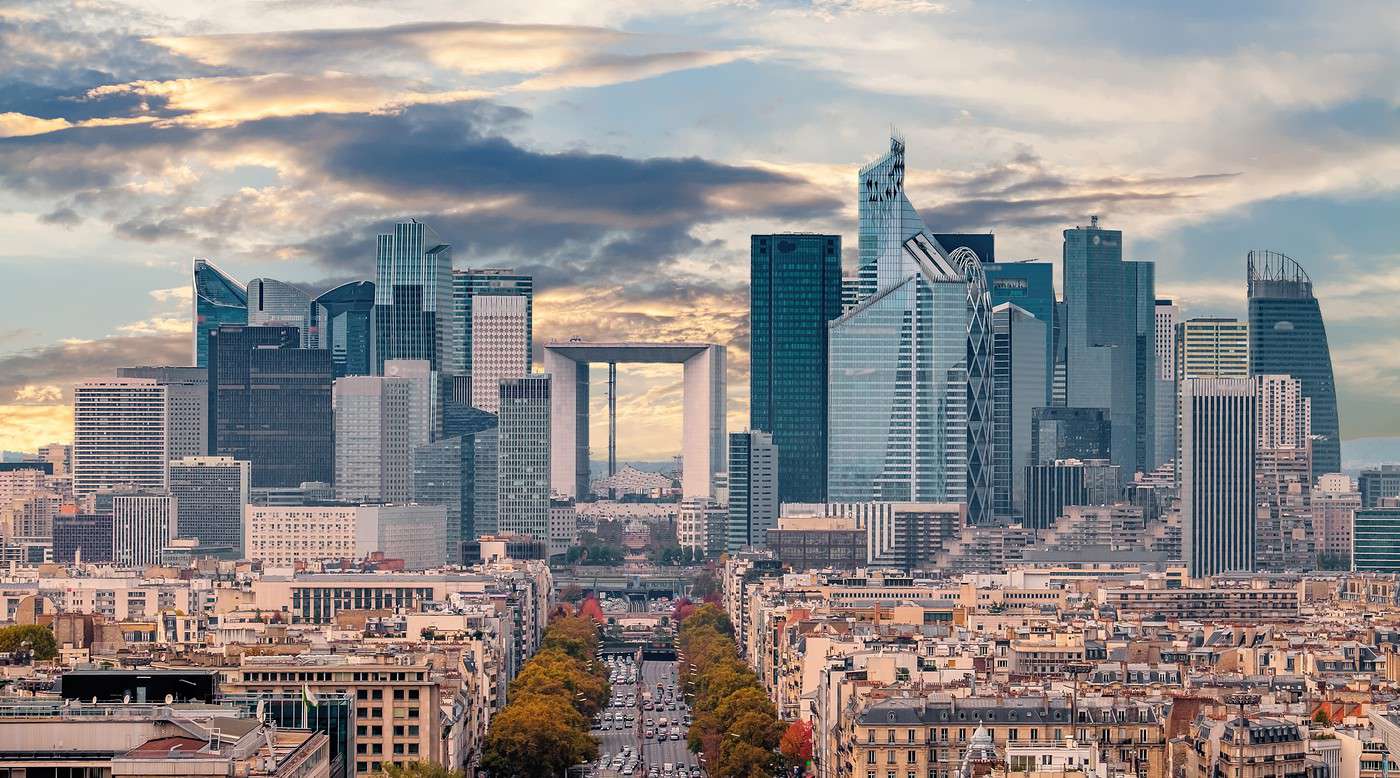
[591,656,702,778]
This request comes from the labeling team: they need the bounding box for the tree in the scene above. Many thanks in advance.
[681,603,732,638]
[0,625,55,660]
[717,739,777,778]
[559,583,586,603]
[481,695,597,778]
[690,568,721,599]
[377,763,464,778]
[509,648,609,716]
[779,720,814,767]
[577,597,605,623]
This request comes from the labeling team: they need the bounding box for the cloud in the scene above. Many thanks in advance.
[13,384,63,403]
[0,333,188,408]
[0,112,71,138]
[149,286,192,304]
[116,316,191,336]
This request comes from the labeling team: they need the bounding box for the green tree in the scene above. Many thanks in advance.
[482,695,597,778]
[0,625,55,660]
[377,762,465,778]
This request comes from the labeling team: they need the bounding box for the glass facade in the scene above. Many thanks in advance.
[1353,508,1400,572]
[1248,250,1340,478]
[374,220,454,374]
[248,278,315,347]
[750,233,841,504]
[984,261,1055,403]
[192,258,247,368]
[314,281,376,377]
[412,435,470,564]
[1031,407,1112,464]
[497,376,550,539]
[168,457,248,553]
[452,269,533,378]
[991,304,1048,519]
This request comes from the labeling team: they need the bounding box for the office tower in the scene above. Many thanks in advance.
[167,456,248,554]
[991,303,1048,519]
[727,430,778,550]
[413,436,470,564]
[208,325,333,488]
[547,498,577,557]
[835,139,993,523]
[53,512,113,564]
[1176,318,1249,379]
[192,258,247,369]
[375,219,454,374]
[1030,407,1111,465]
[496,376,550,540]
[1180,378,1256,578]
[247,278,314,347]
[385,359,434,450]
[1023,458,1122,530]
[469,295,530,414]
[1248,250,1340,478]
[116,366,207,460]
[1360,465,1400,507]
[750,233,842,504]
[37,443,70,477]
[984,261,1056,400]
[1062,217,1155,475]
[312,281,376,377]
[333,375,413,503]
[471,427,500,538]
[243,504,446,569]
[1154,300,1179,380]
[111,494,175,567]
[452,268,534,378]
[840,276,862,313]
[72,379,168,495]
[1352,507,1400,572]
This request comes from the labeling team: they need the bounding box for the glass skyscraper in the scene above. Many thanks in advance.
[984,261,1055,404]
[991,303,1048,519]
[313,281,376,378]
[1248,250,1340,478]
[497,376,550,540]
[192,258,247,368]
[452,268,534,378]
[247,278,314,347]
[750,233,841,504]
[726,430,778,550]
[374,219,454,374]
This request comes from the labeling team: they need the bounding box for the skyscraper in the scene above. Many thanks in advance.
[111,494,175,567]
[312,281,376,377]
[984,261,1055,402]
[247,278,315,347]
[452,268,533,379]
[413,436,471,564]
[1030,407,1112,464]
[1154,299,1179,381]
[333,375,413,503]
[750,233,842,504]
[1255,373,1311,449]
[469,294,530,414]
[72,379,168,495]
[1248,250,1340,478]
[168,456,249,554]
[1153,299,1179,470]
[1062,218,1155,475]
[115,366,207,460]
[1024,458,1122,530]
[375,219,454,374]
[991,303,1048,519]
[497,376,550,540]
[726,430,778,550]
[1253,373,1314,572]
[192,258,247,369]
[1176,318,1250,379]
[208,325,333,488]
[1180,378,1256,578]
[385,359,434,451]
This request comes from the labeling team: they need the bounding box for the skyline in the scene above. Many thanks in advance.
[3,1,1400,459]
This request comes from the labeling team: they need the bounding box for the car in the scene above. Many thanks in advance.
[644,728,654,738]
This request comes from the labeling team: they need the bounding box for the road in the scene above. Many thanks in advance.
[590,657,702,778]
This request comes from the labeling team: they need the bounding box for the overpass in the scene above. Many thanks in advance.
[553,567,692,600]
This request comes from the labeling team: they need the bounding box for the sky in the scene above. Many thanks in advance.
[2,0,1399,462]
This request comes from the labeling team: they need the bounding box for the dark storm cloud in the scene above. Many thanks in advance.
[0,333,188,402]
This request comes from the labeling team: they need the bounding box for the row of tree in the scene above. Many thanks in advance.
[679,604,802,777]
[480,612,608,777]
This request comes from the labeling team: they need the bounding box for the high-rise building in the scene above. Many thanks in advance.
[385,359,434,450]
[984,261,1055,401]
[312,281,376,377]
[497,376,550,540]
[1248,250,1340,478]
[72,379,168,495]
[208,325,333,488]
[452,268,533,379]
[750,233,842,504]
[469,294,530,414]
[1030,407,1111,465]
[678,497,727,557]
[374,219,454,375]
[1352,507,1400,573]
[547,498,577,557]
[1253,445,1313,571]
[413,435,470,564]
[168,456,249,554]
[471,427,500,539]
[1153,299,1179,470]
[1180,378,1256,578]
[991,303,1048,519]
[840,276,862,313]
[1154,299,1179,381]
[1176,317,1249,380]
[1023,458,1122,530]
[116,366,207,460]
[1360,465,1400,508]
[1062,218,1155,475]
[247,278,314,347]
[834,140,993,522]
[111,494,175,567]
[37,443,70,477]
[1314,490,1359,568]
[333,375,413,503]
[727,430,778,550]
[192,258,247,369]
[1255,374,1311,450]
[52,512,113,564]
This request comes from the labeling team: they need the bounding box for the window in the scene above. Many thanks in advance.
[908,750,918,764]
[888,751,896,765]
[372,689,383,700]
[394,689,405,700]
[868,752,876,765]
[888,730,896,744]
[868,730,876,744]
[908,729,917,744]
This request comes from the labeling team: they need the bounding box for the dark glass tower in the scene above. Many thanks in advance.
[208,325,333,487]
[452,269,534,377]
[750,233,841,503]
[983,261,1055,404]
[192,258,247,368]
[1248,250,1340,478]
[313,280,376,377]
[374,220,454,375]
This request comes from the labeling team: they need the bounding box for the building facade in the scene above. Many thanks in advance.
[243,504,448,569]
[313,280,376,377]
[727,430,779,550]
[451,268,533,381]
[1181,378,1256,578]
[192,258,247,369]
[115,366,207,461]
[374,219,454,375]
[168,456,249,554]
[497,376,550,541]
[469,294,530,414]
[111,494,176,567]
[247,278,315,347]
[72,379,168,495]
[1030,407,1112,465]
[991,303,1048,519]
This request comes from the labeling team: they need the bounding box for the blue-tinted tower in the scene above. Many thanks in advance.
[192,258,247,368]
[313,281,376,377]
[374,219,454,375]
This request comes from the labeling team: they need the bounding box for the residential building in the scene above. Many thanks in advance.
[243,504,448,569]
[1186,717,1320,778]
[1255,373,1312,449]
[750,232,842,503]
[727,430,778,550]
[192,257,247,368]
[991,302,1048,519]
[497,376,550,540]
[1031,407,1111,465]
[116,366,208,461]
[167,456,249,554]
[111,494,176,567]
[1153,299,1179,473]
[1176,317,1250,380]
[72,379,168,495]
[469,294,529,414]
[1248,249,1340,477]
[1181,378,1256,578]
[452,268,533,380]
[1315,490,1359,567]
[247,277,315,347]
[312,280,376,377]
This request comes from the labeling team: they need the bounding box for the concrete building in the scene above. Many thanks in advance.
[1315,490,1360,567]
[1176,317,1250,380]
[167,456,249,555]
[497,376,550,541]
[766,514,864,570]
[469,294,529,414]
[780,501,965,568]
[333,375,413,503]
[678,497,727,557]
[53,511,114,563]
[727,430,778,550]
[116,366,207,461]
[1181,378,1256,578]
[544,341,725,500]
[73,379,168,495]
[547,498,576,557]
[111,494,176,567]
[243,504,448,569]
